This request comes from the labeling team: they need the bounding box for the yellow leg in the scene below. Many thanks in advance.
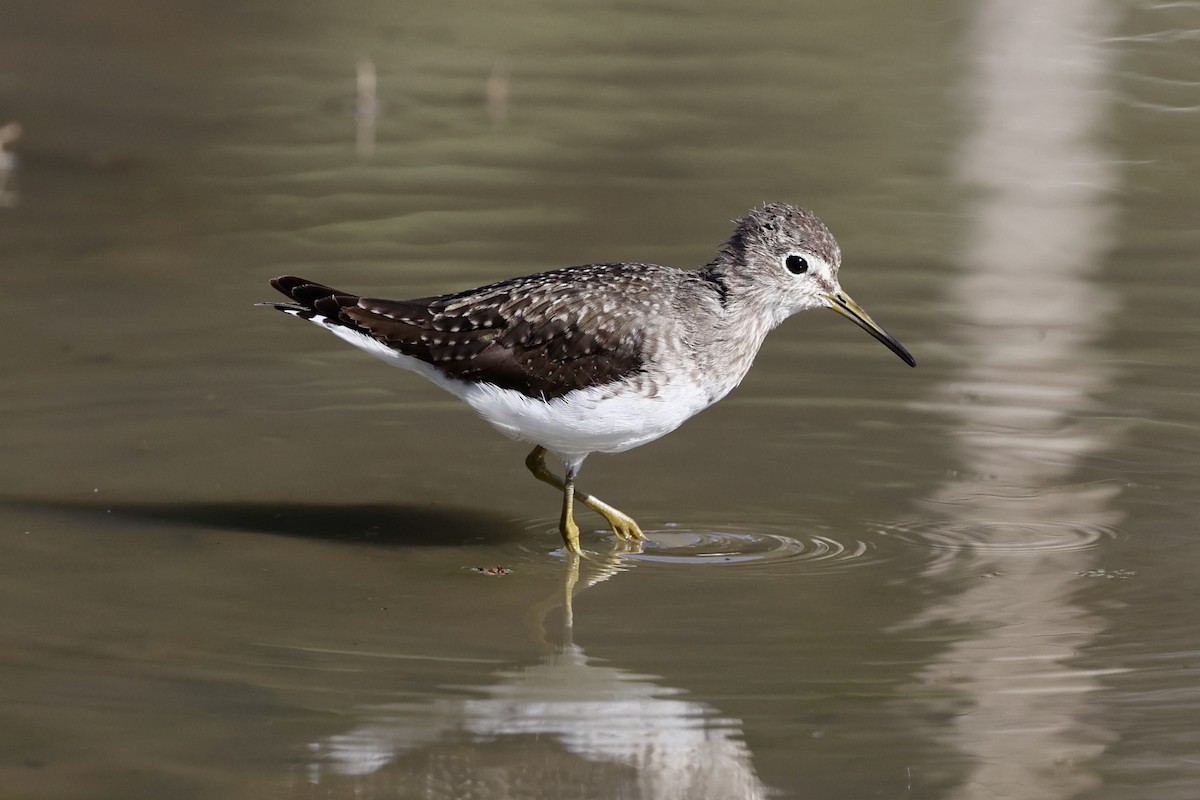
[559,472,583,555]
[525,446,647,547]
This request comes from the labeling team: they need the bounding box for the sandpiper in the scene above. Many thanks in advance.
[266,203,915,554]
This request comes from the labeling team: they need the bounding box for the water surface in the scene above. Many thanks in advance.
[2,1,1199,798]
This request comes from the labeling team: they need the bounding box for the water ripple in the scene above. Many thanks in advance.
[874,517,1119,556]
[515,517,891,576]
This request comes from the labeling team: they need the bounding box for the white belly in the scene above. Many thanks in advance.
[460,378,713,462]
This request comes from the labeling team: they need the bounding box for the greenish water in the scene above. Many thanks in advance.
[3,1,1199,798]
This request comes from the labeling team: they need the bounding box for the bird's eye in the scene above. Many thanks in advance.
[785,254,809,275]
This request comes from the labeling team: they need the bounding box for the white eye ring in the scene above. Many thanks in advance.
[784,254,809,275]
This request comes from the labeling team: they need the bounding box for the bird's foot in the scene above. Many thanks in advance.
[607,515,645,544]
[582,496,646,544]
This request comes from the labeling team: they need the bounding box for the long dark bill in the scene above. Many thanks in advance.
[824,291,916,368]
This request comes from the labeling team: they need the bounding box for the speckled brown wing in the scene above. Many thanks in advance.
[271,266,657,400]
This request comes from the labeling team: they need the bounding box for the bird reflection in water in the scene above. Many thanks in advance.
[298,553,770,800]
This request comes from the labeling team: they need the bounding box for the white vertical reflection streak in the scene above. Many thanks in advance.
[907,2,1122,797]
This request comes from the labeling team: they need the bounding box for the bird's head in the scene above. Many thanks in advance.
[711,203,915,367]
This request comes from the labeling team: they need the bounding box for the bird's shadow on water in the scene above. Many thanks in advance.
[4,496,533,548]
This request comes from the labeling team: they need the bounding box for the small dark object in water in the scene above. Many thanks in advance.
[471,565,512,576]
